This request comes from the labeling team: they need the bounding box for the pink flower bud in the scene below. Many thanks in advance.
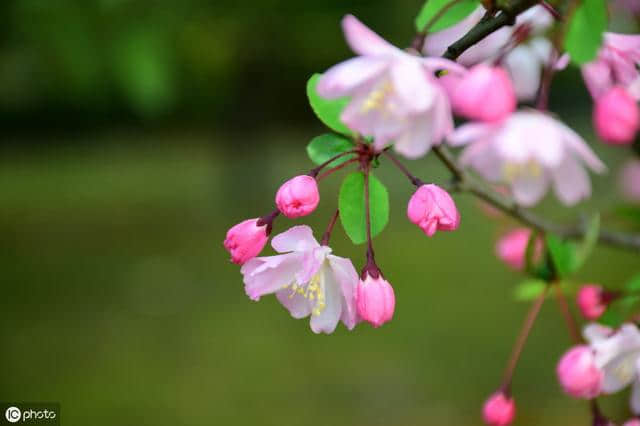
[576,284,607,320]
[556,345,603,399]
[452,65,516,122]
[275,175,320,218]
[483,392,515,426]
[223,219,268,265]
[594,87,640,145]
[623,419,640,426]
[407,184,460,237]
[356,273,395,328]
[495,228,542,271]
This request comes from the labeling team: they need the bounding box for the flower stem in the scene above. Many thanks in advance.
[362,164,380,278]
[316,158,359,181]
[381,150,425,187]
[501,286,548,392]
[256,209,280,235]
[309,149,358,178]
[554,283,582,344]
[321,209,340,246]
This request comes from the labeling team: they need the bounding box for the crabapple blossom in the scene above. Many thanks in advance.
[450,64,516,122]
[241,226,360,334]
[584,323,640,413]
[495,228,542,271]
[483,392,515,426]
[407,184,460,237]
[593,87,640,144]
[624,419,640,426]
[577,285,608,320]
[224,218,269,265]
[620,160,640,202]
[449,110,607,206]
[275,175,320,218]
[424,5,554,101]
[582,33,640,99]
[556,345,603,398]
[317,15,466,159]
[356,272,395,328]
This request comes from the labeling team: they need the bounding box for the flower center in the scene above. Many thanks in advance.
[502,160,542,182]
[361,80,395,114]
[282,273,326,316]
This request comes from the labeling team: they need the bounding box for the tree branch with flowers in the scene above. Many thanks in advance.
[224,0,640,424]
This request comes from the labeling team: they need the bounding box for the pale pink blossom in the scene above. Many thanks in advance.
[577,284,607,320]
[224,218,269,265]
[451,64,516,122]
[584,323,640,413]
[482,392,515,426]
[449,110,607,206]
[556,345,604,398]
[241,226,360,334]
[407,184,460,236]
[424,6,553,101]
[623,419,640,426]
[594,86,640,144]
[275,175,320,218]
[620,160,640,202]
[356,273,395,327]
[317,15,466,159]
[582,33,640,99]
[495,228,542,271]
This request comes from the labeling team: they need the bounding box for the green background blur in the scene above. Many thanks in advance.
[1,1,639,425]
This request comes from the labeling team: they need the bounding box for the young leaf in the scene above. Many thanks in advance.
[339,171,390,244]
[546,234,576,279]
[565,0,607,65]
[599,294,640,328]
[415,0,478,33]
[306,134,355,167]
[306,74,351,135]
[514,279,547,301]
[573,213,600,272]
[626,274,640,293]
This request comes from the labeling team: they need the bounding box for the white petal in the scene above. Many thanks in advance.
[511,171,550,206]
[276,288,312,319]
[503,45,543,102]
[551,155,591,205]
[342,14,399,57]
[447,122,494,147]
[242,253,303,301]
[390,58,434,112]
[328,255,360,330]
[271,225,320,253]
[317,56,389,98]
[310,264,343,334]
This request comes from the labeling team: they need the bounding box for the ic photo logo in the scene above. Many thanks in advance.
[2,404,58,425]
[4,407,20,423]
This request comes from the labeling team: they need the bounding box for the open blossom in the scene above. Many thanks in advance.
[556,345,603,398]
[356,272,395,327]
[449,111,607,206]
[594,86,640,144]
[224,218,269,265]
[584,323,640,413]
[620,160,640,202]
[582,33,640,99]
[495,228,542,270]
[241,226,359,334]
[424,5,553,101]
[577,284,608,320]
[275,175,320,218]
[451,64,516,122]
[483,392,515,426]
[317,15,466,159]
[407,184,460,236]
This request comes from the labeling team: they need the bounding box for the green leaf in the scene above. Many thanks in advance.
[546,234,576,279]
[415,0,478,33]
[573,213,600,272]
[514,279,547,301]
[626,274,640,293]
[565,0,607,65]
[599,294,640,328]
[338,172,390,244]
[306,74,351,135]
[306,134,355,167]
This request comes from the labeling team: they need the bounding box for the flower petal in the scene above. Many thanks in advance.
[390,58,434,112]
[241,253,303,301]
[317,56,389,98]
[511,171,550,206]
[342,14,398,57]
[271,225,320,253]
[276,288,312,319]
[328,255,360,330]
[551,155,591,206]
[310,264,343,334]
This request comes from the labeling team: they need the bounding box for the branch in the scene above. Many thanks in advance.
[432,145,640,251]
[442,0,539,60]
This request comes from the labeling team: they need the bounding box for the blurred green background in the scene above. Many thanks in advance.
[1,1,639,425]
